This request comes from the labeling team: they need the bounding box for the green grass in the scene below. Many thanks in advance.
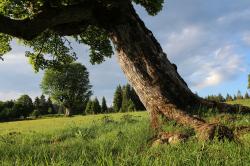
[227,99,250,107]
[0,104,249,165]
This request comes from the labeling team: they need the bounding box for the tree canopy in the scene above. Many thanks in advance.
[0,0,164,71]
[41,63,92,115]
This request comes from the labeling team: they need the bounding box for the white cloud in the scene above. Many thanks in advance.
[165,26,205,60]
[191,45,244,89]
[163,26,246,90]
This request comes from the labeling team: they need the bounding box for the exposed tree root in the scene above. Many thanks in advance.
[195,123,234,141]
[232,126,250,136]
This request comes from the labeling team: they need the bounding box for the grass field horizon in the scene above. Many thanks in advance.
[0,99,249,165]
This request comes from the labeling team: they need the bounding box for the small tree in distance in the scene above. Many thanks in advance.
[41,63,92,116]
[15,95,33,117]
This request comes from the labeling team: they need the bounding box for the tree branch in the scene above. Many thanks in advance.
[0,4,96,40]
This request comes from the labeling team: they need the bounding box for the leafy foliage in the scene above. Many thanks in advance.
[133,0,164,15]
[75,26,113,65]
[41,63,92,114]
[0,0,164,70]
[0,33,11,60]
[15,94,33,117]
[23,31,77,72]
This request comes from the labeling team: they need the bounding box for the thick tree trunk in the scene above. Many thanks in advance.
[65,107,72,117]
[108,4,235,140]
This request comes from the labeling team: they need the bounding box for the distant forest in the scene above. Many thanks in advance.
[0,84,145,121]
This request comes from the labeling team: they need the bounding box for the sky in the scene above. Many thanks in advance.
[0,0,250,106]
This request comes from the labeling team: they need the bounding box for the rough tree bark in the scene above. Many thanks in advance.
[108,4,236,140]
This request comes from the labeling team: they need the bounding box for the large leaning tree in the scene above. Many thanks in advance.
[0,0,249,140]
[41,63,92,116]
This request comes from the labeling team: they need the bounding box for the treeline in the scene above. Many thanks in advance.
[84,84,145,114]
[205,90,249,102]
[0,95,54,121]
[113,84,145,112]
[0,84,146,121]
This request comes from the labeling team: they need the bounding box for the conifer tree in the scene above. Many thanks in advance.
[130,87,145,111]
[113,85,123,112]
[244,92,250,99]
[121,84,132,112]
[85,100,93,115]
[101,97,108,113]
[92,98,101,114]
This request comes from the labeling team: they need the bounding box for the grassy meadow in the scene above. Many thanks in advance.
[0,101,250,165]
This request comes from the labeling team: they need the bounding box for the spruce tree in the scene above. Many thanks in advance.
[39,95,48,115]
[130,87,145,111]
[113,85,123,112]
[121,84,131,112]
[245,92,250,99]
[101,97,108,113]
[85,100,93,115]
[33,97,40,111]
[92,98,101,114]
[128,99,136,112]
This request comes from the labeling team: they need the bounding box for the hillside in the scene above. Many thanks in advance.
[0,104,249,165]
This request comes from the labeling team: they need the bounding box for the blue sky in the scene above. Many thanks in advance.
[0,0,250,105]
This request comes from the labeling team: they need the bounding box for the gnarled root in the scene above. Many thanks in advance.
[196,123,234,141]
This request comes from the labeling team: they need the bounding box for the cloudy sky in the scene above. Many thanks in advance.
[0,0,250,105]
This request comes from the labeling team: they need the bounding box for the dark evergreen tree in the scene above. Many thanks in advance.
[113,85,123,112]
[130,87,145,111]
[39,94,48,115]
[121,84,132,112]
[244,92,250,99]
[128,99,136,112]
[33,97,40,110]
[226,94,233,101]
[218,93,225,102]
[101,97,108,113]
[91,98,101,114]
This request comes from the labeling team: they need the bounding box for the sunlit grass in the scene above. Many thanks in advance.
[227,99,250,107]
[0,102,249,165]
